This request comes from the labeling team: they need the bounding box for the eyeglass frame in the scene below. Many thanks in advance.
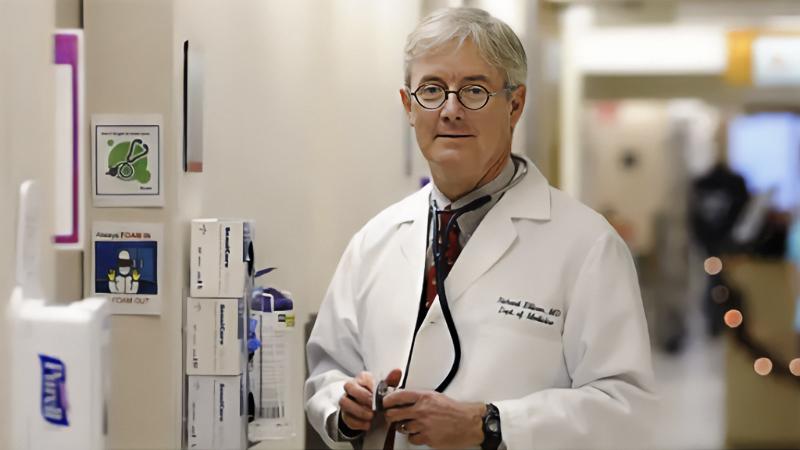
[407,83,518,111]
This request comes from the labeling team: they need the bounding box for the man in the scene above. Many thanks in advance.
[306,7,656,450]
[688,127,749,336]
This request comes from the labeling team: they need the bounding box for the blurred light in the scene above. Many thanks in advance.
[711,285,729,303]
[724,309,743,328]
[754,358,773,376]
[704,257,723,275]
[473,0,527,39]
[790,359,800,377]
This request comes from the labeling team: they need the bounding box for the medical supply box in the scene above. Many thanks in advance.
[186,375,246,450]
[186,297,245,375]
[190,219,254,298]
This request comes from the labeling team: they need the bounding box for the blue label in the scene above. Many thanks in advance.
[39,354,69,427]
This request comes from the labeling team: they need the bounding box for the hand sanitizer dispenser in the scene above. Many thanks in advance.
[7,181,110,450]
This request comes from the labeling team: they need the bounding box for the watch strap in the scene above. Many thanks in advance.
[481,403,502,450]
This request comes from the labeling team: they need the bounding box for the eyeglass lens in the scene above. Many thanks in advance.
[414,84,490,110]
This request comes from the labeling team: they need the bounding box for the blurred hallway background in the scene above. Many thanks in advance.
[1,0,799,449]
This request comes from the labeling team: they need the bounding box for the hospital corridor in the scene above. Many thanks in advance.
[1,0,799,449]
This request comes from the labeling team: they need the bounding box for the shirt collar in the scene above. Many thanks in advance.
[429,157,518,243]
[430,157,516,210]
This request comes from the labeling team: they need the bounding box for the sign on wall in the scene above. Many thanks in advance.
[753,36,800,87]
[54,30,85,248]
[91,114,164,207]
[91,222,164,315]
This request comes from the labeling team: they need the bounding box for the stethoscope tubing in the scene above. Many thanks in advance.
[431,195,490,392]
[425,155,529,392]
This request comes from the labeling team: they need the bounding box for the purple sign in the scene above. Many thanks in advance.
[54,33,81,246]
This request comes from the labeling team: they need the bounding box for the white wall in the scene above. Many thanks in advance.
[0,0,57,448]
[581,101,672,255]
[83,1,185,448]
[175,1,421,448]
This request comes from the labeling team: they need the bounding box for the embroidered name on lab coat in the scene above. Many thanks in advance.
[497,297,561,325]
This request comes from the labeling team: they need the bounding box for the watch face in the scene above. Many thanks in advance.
[488,418,499,433]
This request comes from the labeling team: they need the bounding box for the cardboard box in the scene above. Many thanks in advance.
[186,298,244,375]
[186,375,245,450]
[190,219,253,298]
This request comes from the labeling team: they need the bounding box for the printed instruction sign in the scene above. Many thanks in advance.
[92,114,164,207]
[92,222,164,315]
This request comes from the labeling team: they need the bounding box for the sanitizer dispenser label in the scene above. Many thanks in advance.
[39,354,69,427]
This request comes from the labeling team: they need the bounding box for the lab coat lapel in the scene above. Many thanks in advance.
[402,211,518,392]
[394,185,455,390]
[442,199,517,307]
[398,160,552,391]
[444,157,551,304]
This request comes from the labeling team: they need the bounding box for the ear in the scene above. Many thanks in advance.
[509,84,527,129]
[399,88,415,127]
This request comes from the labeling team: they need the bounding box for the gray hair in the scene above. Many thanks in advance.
[404,7,527,88]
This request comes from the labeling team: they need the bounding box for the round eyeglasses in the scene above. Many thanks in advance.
[409,83,515,110]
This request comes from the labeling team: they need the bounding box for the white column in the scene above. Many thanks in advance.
[559,4,592,198]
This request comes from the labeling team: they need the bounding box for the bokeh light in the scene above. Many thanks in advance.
[724,309,743,328]
[790,359,800,377]
[711,285,729,303]
[704,257,723,275]
[754,358,773,376]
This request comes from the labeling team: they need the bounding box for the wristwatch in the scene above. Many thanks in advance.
[481,403,502,450]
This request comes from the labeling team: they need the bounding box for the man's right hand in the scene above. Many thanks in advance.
[340,369,402,431]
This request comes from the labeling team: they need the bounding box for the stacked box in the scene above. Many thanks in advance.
[186,219,253,450]
[185,297,245,375]
[190,219,253,298]
[186,375,246,450]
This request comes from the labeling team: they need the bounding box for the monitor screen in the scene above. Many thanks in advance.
[728,112,800,212]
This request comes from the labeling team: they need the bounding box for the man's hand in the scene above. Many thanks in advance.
[383,390,486,449]
[339,369,403,432]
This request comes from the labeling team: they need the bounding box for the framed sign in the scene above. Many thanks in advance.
[54,30,84,248]
[753,36,800,87]
[91,114,164,207]
[91,222,164,315]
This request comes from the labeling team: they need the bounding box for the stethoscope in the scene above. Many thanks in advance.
[106,138,149,180]
[403,155,529,393]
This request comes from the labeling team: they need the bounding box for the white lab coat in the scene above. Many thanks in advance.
[305,157,657,449]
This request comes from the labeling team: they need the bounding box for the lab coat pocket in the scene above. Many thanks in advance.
[473,305,567,395]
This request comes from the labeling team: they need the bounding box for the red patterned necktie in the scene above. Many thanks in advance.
[425,208,462,308]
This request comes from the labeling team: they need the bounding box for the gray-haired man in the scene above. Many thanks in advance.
[306,7,656,450]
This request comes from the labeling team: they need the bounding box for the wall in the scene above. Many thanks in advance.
[581,101,672,255]
[55,0,81,28]
[175,1,421,447]
[0,0,57,448]
[83,1,185,448]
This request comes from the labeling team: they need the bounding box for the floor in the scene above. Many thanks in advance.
[651,309,727,450]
